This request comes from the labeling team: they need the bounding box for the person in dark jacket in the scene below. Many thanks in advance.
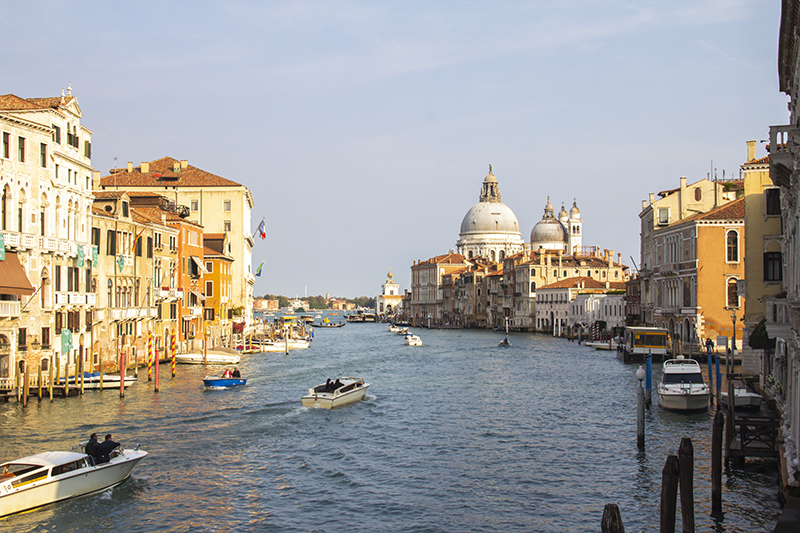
[96,434,120,464]
[85,433,99,463]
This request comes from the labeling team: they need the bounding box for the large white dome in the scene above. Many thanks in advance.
[456,167,524,260]
[460,201,521,235]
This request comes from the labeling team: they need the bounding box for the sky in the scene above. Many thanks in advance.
[1,1,790,299]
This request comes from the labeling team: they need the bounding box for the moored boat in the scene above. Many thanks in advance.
[175,352,241,365]
[301,377,369,409]
[657,356,710,411]
[0,444,147,517]
[720,386,763,409]
[58,372,137,390]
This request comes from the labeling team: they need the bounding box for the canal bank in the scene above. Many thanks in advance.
[0,325,782,531]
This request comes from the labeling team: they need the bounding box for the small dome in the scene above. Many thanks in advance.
[530,217,568,246]
[570,200,581,217]
[558,204,568,222]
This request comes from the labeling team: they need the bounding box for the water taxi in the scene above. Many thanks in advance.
[0,445,147,517]
[175,352,241,365]
[301,377,369,409]
[404,334,422,346]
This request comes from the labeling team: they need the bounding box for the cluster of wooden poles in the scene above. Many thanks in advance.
[11,331,185,406]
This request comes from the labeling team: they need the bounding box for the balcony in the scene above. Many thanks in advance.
[39,236,58,252]
[765,296,792,339]
[769,124,796,188]
[110,306,157,321]
[0,301,21,318]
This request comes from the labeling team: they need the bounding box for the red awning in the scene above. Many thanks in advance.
[0,251,35,295]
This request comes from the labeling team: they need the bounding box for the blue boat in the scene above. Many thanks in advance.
[202,377,246,389]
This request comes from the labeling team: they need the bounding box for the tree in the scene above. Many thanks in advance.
[748,319,776,350]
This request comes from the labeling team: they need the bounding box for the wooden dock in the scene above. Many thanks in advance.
[730,413,780,463]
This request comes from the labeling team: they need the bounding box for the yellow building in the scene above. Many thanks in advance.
[202,233,234,346]
[741,140,783,374]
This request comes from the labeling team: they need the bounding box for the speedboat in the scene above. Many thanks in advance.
[720,385,763,409]
[175,352,240,365]
[585,339,619,350]
[0,444,147,517]
[498,337,511,347]
[397,327,410,336]
[657,356,710,411]
[301,377,369,409]
[388,324,402,333]
[404,334,422,346]
[203,375,246,389]
[58,372,137,390]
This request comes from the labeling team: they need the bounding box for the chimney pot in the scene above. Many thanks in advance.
[141,162,150,173]
[127,162,133,173]
[181,159,188,169]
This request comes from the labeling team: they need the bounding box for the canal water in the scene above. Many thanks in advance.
[0,324,782,532]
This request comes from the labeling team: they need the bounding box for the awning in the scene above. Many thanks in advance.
[189,290,206,301]
[191,256,208,274]
[0,251,35,295]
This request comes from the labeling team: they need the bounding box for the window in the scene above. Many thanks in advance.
[205,261,213,273]
[765,188,781,216]
[41,327,50,349]
[17,136,26,162]
[224,220,231,232]
[18,328,26,350]
[764,252,782,282]
[147,236,153,258]
[658,208,669,225]
[694,187,702,201]
[223,200,231,212]
[55,265,62,292]
[106,230,116,255]
[84,140,91,158]
[191,200,199,212]
[2,132,9,159]
[92,227,101,247]
[726,230,739,262]
[727,278,739,308]
[40,143,47,168]
[206,280,214,297]
[52,125,61,144]
[122,201,129,217]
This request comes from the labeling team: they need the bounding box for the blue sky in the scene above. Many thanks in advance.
[1,1,789,298]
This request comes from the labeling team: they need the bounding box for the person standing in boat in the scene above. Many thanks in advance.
[232,367,241,378]
[96,434,120,464]
[85,433,100,463]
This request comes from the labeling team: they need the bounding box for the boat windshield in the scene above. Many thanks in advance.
[663,373,704,384]
[1,463,42,478]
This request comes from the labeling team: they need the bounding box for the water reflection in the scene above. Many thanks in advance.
[0,326,783,532]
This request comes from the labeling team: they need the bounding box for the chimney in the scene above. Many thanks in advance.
[173,161,180,172]
[747,140,756,162]
[608,250,614,267]
[92,170,100,190]
[181,159,188,169]
[649,193,655,205]
[642,200,648,211]
[680,176,687,189]
[141,161,150,173]
[127,162,133,173]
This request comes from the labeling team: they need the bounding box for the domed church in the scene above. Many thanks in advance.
[456,166,524,261]
[529,197,583,254]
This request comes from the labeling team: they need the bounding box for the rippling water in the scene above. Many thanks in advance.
[0,325,782,532]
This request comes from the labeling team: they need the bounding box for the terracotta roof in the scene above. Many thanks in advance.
[677,197,745,225]
[99,157,243,188]
[415,252,466,266]
[0,94,74,111]
[744,155,769,166]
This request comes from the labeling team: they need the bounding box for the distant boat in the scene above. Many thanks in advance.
[58,372,137,389]
[203,375,246,389]
[301,377,369,409]
[175,352,241,365]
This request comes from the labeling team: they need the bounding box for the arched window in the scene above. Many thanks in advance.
[727,278,739,308]
[694,187,702,201]
[726,230,739,262]
[499,250,505,260]
[531,282,536,291]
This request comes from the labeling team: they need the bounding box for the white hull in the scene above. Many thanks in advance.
[405,335,422,346]
[175,353,240,365]
[60,373,137,390]
[0,449,147,517]
[720,389,763,408]
[302,378,369,409]
[658,388,710,411]
[259,340,310,352]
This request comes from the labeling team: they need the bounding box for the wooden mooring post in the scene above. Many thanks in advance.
[661,454,680,532]
[678,437,695,532]
[601,503,625,532]
[711,411,724,517]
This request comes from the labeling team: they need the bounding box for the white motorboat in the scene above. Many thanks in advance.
[397,327,410,336]
[657,356,710,411]
[585,339,619,351]
[404,334,422,346]
[720,386,763,409]
[175,352,240,365]
[0,444,147,517]
[387,324,402,333]
[58,372,137,390]
[259,339,310,352]
[301,377,369,409]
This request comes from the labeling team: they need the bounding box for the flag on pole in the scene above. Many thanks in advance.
[257,218,266,240]
[255,261,264,277]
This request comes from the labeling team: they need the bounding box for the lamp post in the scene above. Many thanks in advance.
[637,365,646,448]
